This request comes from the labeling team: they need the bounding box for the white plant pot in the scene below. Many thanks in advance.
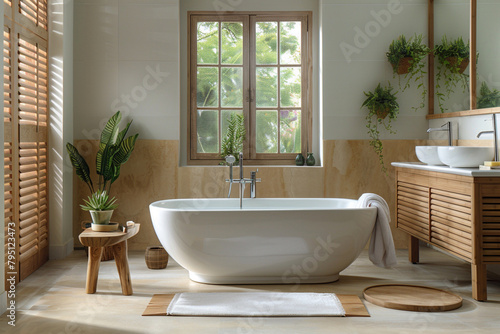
[89,209,114,225]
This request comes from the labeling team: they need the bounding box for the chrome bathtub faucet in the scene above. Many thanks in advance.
[427,121,452,146]
[225,152,261,208]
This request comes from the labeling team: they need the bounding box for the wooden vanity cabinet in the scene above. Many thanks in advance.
[395,167,500,301]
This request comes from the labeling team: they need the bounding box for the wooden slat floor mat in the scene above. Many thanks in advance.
[142,294,370,317]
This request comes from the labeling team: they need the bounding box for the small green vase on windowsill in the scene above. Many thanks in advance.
[295,153,305,166]
[306,153,315,166]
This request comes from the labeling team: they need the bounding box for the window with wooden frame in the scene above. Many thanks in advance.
[4,0,49,289]
[188,12,312,165]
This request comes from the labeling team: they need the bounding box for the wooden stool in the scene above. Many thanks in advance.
[79,224,140,295]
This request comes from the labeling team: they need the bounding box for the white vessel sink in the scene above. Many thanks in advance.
[437,146,495,168]
[415,146,444,165]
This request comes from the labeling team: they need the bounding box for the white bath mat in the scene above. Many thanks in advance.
[166,292,345,317]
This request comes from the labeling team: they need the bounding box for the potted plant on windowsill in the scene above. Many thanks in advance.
[386,34,431,112]
[434,35,470,113]
[220,113,246,164]
[361,83,399,173]
[478,81,500,109]
[66,111,138,231]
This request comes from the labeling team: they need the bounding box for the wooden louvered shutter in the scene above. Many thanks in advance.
[18,0,48,32]
[17,34,49,281]
[4,23,18,288]
[4,0,49,289]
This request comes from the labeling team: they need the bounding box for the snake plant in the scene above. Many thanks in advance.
[66,111,139,205]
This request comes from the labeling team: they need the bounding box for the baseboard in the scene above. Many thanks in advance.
[0,291,7,316]
[49,237,74,260]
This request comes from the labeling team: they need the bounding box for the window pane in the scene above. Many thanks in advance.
[280,110,301,153]
[256,67,277,108]
[256,22,277,65]
[197,22,219,64]
[221,22,243,65]
[221,110,243,139]
[280,21,301,65]
[256,110,278,153]
[280,67,301,107]
[221,67,243,107]
[197,110,219,153]
[197,67,219,107]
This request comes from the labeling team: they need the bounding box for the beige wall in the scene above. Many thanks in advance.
[73,138,424,250]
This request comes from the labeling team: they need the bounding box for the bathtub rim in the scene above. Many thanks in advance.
[149,197,375,212]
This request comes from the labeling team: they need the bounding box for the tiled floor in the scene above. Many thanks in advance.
[1,247,500,333]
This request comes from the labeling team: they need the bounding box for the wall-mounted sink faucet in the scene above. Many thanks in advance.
[476,114,498,161]
[225,152,261,208]
[427,121,452,146]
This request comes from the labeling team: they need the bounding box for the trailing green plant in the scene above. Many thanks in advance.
[361,83,399,173]
[386,34,431,112]
[478,81,500,109]
[220,113,246,163]
[80,190,118,211]
[434,35,470,113]
[66,111,139,209]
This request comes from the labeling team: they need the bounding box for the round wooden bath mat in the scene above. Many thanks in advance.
[363,284,462,312]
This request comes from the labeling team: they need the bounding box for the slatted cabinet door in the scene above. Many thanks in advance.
[481,185,500,263]
[396,181,430,241]
[430,189,472,262]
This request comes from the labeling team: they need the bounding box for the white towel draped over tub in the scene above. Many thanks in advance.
[357,193,397,268]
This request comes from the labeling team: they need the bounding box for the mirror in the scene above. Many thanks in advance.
[476,1,500,110]
[432,1,471,114]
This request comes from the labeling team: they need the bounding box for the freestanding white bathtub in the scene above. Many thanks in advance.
[149,198,377,284]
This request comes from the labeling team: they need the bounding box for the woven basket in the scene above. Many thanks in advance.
[145,246,169,269]
[392,57,413,75]
[375,107,390,120]
[445,57,469,74]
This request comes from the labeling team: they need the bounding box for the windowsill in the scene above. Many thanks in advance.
[180,164,323,168]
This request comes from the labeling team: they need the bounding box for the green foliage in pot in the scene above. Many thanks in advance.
[478,82,500,109]
[434,35,470,113]
[220,113,246,163]
[80,190,118,211]
[66,111,139,211]
[386,34,431,112]
[361,83,399,173]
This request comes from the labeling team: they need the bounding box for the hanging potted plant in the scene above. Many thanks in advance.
[478,81,500,109]
[361,83,399,173]
[386,34,431,112]
[66,111,138,231]
[434,35,470,113]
